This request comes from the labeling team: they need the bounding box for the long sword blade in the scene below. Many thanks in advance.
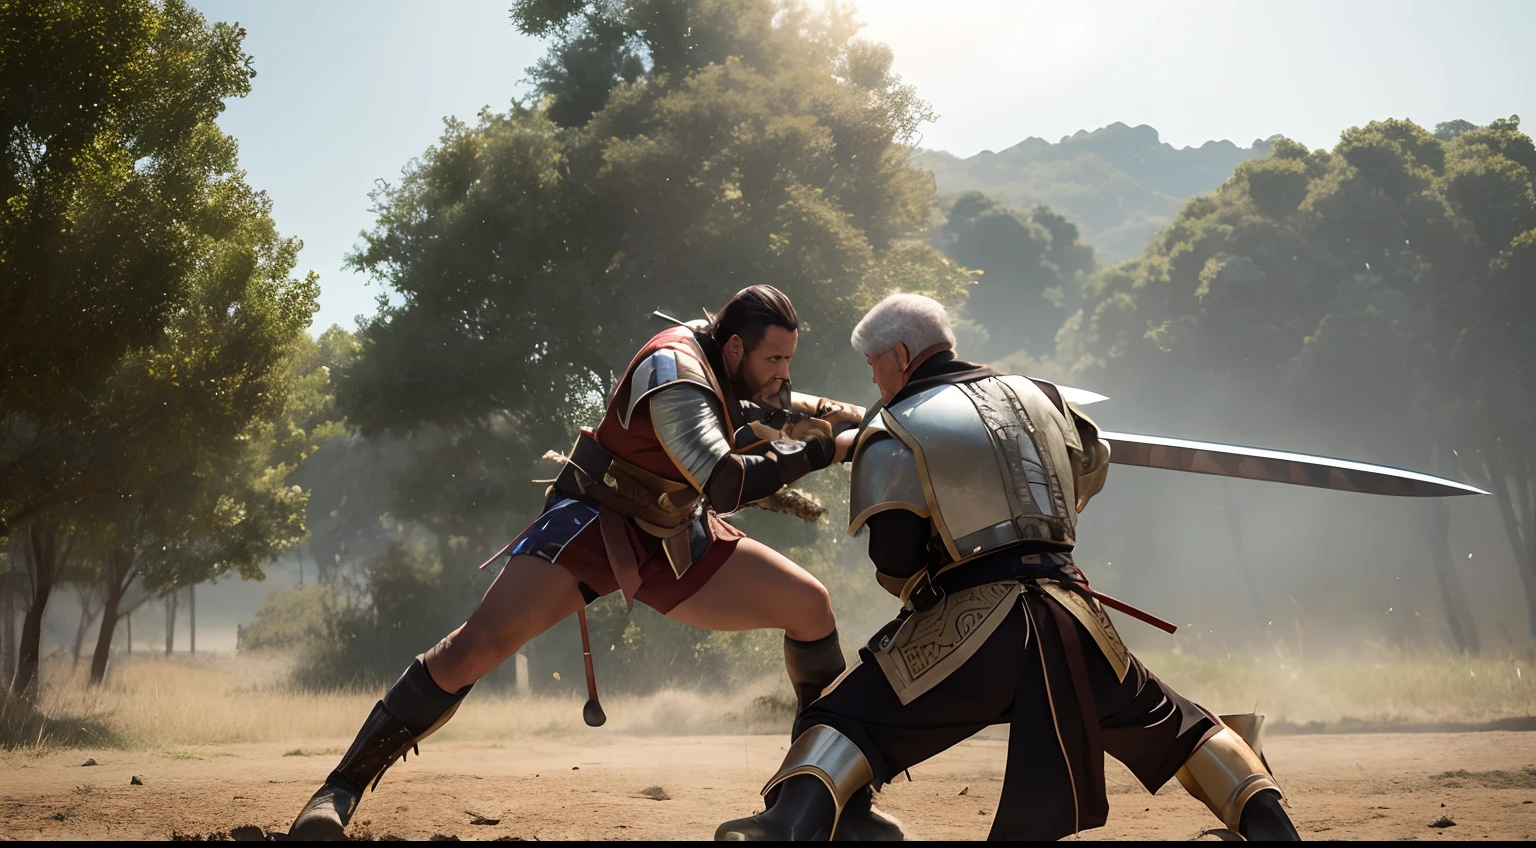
[1058,385,1109,406]
[1100,430,1489,498]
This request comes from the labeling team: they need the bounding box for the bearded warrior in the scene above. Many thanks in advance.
[289,285,870,839]
[719,292,1389,841]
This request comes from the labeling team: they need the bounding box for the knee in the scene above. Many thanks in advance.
[430,626,518,684]
[789,578,835,641]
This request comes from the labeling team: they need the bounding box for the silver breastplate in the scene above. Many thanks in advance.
[851,375,1081,565]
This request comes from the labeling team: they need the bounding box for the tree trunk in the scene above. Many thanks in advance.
[11,520,63,699]
[1479,438,1536,637]
[89,548,134,686]
[189,583,196,655]
[1425,495,1479,653]
[0,567,16,688]
[70,583,100,670]
[126,610,132,655]
[164,592,178,654]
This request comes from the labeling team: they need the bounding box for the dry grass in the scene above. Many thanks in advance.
[1143,648,1536,725]
[16,653,796,749]
[6,645,1533,751]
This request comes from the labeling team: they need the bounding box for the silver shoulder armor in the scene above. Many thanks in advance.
[620,347,720,429]
[648,383,733,491]
[847,422,928,536]
[882,375,1081,563]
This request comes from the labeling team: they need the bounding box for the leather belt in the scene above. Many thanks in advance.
[921,556,1177,634]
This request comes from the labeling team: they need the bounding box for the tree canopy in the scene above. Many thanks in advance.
[1069,116,1536,645]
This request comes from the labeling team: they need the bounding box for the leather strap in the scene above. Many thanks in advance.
[597,506,643,611]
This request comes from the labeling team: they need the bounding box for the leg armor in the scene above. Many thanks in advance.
[1176,714,1296,839]
[716,725,875,841]
[288,658,472,840]
[784,630,846,714]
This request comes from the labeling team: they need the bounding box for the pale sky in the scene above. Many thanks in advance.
[192,0,1536,335]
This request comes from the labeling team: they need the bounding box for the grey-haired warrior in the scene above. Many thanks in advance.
[289,285,881,839]
[717,293,1300,841]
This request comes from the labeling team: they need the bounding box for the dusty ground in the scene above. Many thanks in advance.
[2,729,1535,841]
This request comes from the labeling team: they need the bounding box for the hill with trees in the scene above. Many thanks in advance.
[917,122,1275,260]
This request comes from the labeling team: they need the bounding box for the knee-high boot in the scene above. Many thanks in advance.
[777,633,904,841]
[288,658,472,840]
[717,725,868,841]
[783,630,846,714]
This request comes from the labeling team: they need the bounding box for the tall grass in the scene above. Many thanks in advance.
[4,652,796,750]
[2,644,1531,750]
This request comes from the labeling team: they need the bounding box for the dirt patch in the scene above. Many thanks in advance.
[1433,766,1536,789]
[2,731,1535,841]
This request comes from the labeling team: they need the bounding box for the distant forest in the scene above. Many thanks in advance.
[919,122,1274,260]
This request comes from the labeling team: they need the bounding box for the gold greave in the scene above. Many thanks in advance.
[760,725,874,838]
[1175,724,1282,832]
[1218,712,1274,773]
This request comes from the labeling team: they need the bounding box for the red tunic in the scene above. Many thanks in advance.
[506,326,746,613]
[593,325,737,479]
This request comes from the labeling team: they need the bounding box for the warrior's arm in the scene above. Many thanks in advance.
[650,384,836,513]
[863,510,930,581]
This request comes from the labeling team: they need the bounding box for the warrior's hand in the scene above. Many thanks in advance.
[789,392,865,427]
[781,415,834,443]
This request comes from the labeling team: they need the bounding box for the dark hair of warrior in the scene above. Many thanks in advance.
[708,285,799,351]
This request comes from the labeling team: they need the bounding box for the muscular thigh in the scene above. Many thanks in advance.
[424,554,587,692]
[663,536,834,641]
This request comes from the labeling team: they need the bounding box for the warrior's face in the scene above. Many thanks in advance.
[866,343,910,405]
[723,324,798,404]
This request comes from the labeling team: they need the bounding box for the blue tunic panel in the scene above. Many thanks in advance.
[486,498,599,565]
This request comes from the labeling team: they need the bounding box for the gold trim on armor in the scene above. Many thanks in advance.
[875,570,918,599]
[872,581,1022,705]
[1038,580,1130,682]
[760,724,874,839]
[1175,725,1282,832]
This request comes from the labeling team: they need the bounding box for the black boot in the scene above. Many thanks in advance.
[784,630,845,714]
[833,785,906,841]
[716,775,839,841]
[1238,789,1301,841]
[288,658,471,840]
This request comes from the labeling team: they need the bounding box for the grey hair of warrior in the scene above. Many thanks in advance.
[849,292,956,358]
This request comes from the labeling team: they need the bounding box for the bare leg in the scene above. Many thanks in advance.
[423,554,587,692]
[290,555,584,840]
[665,537,835,640]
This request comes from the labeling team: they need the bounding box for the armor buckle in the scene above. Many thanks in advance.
[901,570,944,612]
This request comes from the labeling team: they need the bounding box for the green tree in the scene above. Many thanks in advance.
[0,0,256,535]
[1071,117,1536,648]
[316,0,968,688]
[77,262,322,686]
[936,192,1096,359]
[1,1,270,695]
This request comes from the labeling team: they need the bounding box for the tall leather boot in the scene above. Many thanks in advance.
[717,725,867,841]
[778,634,905,841]
[288,658,472,840]
[1238,789,1301,841]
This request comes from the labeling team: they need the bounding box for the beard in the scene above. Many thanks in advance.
[729,361,784,407]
